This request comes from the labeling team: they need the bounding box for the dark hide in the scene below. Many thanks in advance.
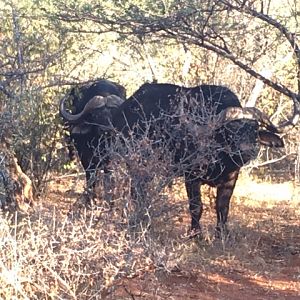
[108,83,284,236]
[63,79,126,189]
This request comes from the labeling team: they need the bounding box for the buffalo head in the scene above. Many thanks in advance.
[59,79,126,192]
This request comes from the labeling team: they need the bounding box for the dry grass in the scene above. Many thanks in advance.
[1,141,299,298]
[0,172,299,299]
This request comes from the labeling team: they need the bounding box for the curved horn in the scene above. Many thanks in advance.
[59,95,107,124]
[218,107,280,133]
[105,94,125,108]
[241,107,280,133]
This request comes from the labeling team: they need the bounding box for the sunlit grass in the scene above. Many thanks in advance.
[0,175,299,299]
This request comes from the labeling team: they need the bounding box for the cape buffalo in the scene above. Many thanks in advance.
[60,79,126,190]
[61,82,287,236]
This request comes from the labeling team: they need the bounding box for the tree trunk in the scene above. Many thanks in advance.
[0,141,33,213]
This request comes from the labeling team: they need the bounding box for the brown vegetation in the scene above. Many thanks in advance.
[0,174,299,299]
[0,1,300,299]
[0,144,33,212]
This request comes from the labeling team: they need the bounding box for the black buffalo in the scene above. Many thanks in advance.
[60,79,126,190]
[61,82,284,236]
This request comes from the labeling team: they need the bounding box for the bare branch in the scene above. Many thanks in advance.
[220,0,300,95]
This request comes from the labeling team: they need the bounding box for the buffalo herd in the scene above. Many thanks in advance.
[60,79,285,236]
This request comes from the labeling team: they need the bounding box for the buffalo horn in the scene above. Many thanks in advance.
[106,94,125,108]
[60,95,124,124]
[218,107,280,133]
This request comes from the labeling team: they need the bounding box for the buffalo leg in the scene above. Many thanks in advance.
[102,166,115,206]
[84,157,97,194]
[185,179,202,234]
[81,150,100,204]
[215,170,239,236]
[74,139,97,191]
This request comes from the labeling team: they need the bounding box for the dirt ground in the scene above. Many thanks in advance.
[44,174,300,300]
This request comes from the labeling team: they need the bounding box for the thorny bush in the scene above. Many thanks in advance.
[89,94,259,231]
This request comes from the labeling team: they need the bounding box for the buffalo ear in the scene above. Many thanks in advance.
[258,130,284,148]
